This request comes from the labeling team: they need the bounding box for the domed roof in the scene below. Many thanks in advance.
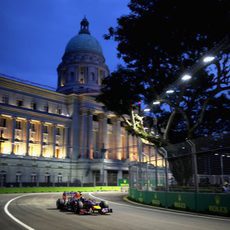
[65,17,103,56]
[65,34,103,55]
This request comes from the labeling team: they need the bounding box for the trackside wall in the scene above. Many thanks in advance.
[129,188,230,216]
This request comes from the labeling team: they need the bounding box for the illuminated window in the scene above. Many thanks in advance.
[56,148,60,158]
[14,143,20,154]
[61,78,65,86]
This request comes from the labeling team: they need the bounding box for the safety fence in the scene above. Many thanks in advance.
[131,135,230,193]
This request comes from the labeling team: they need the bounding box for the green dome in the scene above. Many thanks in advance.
[65,33,103,55]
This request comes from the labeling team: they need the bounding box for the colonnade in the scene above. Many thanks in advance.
[77,109,138,161]
[0,115,68,159]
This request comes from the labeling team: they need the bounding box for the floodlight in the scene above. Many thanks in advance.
[181,74,192,81]
[203,56,215,63]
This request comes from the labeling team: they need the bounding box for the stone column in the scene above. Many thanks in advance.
[104,169,108,186]
[40,122,44,157]
[100,166,105,186]
[52,124,57,158]
[111,117,117,159]
[102,115,108,154]
[11,117,16,154]
[80,109,87,159]
[64,126,69,158]
[70,98,80,160]
[87,111,93,159]
[98,113,108,158]
[116,119,122,160]
[26,119,31,156]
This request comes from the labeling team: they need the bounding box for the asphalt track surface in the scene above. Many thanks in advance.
[0,192,230,230]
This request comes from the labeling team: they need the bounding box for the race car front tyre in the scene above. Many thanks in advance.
[56,199,65,210]
[100,201,109,208]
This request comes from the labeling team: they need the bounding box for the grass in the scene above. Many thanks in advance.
[0,186,121,194]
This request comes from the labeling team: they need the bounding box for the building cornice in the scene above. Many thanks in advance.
[0,103,72,123]
[0,75,67,101]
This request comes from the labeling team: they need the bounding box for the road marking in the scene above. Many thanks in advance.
[4,194,35,230]
[4,191,230,229]
[89,192,230,222]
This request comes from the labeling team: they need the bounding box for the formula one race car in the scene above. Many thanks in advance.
[56,192,113,215]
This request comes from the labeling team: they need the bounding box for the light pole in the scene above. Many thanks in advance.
[159,147,169,192]
[186,139,198,192]
[220,154,224,184]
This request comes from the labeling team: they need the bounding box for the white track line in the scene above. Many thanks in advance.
[4,194,35,230]
[89,192,230,222]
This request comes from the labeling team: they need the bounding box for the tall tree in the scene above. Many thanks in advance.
[96,0,230,184]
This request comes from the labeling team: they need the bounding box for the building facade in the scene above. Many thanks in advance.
[0,18,145,187]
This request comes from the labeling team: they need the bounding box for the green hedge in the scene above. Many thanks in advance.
[0,186,121,194]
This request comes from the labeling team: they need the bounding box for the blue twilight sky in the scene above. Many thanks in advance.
[0,0,130,88]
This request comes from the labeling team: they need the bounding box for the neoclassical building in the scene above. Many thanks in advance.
[0,18,147,187]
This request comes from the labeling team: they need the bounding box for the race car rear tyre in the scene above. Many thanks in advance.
[57,199,65,210]
[74,200,83,214]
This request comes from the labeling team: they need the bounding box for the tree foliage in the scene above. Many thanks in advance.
[97,0,230,144]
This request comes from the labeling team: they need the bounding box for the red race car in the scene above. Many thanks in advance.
[56,192,113,215]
